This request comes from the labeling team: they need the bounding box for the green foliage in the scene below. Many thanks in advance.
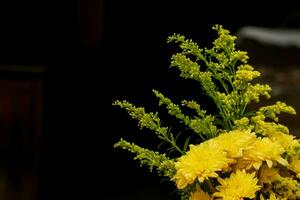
[113,100,184,154]
[112,25,297,199]
[114,139,176,178]
[167,25,272,130]
[153,90,217,139]
[258,101,296,122]
[113,24,273,181]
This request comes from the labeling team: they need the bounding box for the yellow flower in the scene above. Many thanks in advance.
[268,131,296,149]
[288,156,300,178]
[259,164,280,184]
[244,83,271,103]
[173,141,232,189]
[189,185,212,200]
[213,170,261,200]
[213,129,256,158]
[235,64,261,82]
[234,117,252,129]
[242,137,288,169]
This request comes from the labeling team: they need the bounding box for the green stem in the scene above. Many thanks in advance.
[216,102,231,130]
[168,138,184,155]
[205,179,217,193]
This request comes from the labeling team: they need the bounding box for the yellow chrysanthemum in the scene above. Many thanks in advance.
[268,131,295,149]
[242,137,288,169]
[173,141,232,189]
[259,164,280,184]
[189,185,212,200]
[288,156,300,178]
[213,129,256,158]
[213,170,261,200]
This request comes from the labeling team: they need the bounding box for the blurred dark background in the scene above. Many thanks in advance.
[0,0,105,199]
[0,0,299,200]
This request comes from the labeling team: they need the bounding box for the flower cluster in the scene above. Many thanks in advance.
[113,25,300,199]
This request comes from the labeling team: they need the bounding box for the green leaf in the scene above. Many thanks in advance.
[174,131,183,143]
[183,136,191,152]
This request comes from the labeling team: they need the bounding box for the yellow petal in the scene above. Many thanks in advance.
[266,159,273,168]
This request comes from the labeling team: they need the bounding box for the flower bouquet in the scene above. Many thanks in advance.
[113,25,300,200]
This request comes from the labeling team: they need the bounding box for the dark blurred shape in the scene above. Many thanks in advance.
[281,11,300,28]
[237,26,300,67]
[0,0,105,199]
[79,0,104,48]
[0,66,46,200]
[236,11,300,136]
[236,11,300,66]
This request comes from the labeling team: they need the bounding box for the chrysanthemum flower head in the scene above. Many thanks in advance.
[242,137,288,169]
[213,129,256,158]
[189,185,212,200]
[213,169,261,200]
[173,141,232,189]
[268,131,296,149]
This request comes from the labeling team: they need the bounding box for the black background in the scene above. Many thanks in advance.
[0,0,299,199]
